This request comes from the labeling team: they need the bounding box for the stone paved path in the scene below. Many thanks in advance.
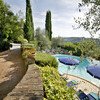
[4,64,43,100]
[0,44,26,100]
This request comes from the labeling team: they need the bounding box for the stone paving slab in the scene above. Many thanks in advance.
[4,64,43,100]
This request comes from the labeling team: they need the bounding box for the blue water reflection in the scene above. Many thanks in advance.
[54,55,100,86]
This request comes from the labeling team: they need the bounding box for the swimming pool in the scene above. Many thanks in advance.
[54,55,100,87]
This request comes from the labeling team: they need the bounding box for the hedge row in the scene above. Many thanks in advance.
[35,53,58,68]
[39,66,75,100]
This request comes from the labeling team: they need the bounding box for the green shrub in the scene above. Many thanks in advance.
[63,42,76,51]
[91,48,100,60]
[29,41,38,50]
[21,39,28,44]
[23,45,35,50]
[35,53,58,68]
[52,37,64,48]
[0,41,12,52]
[17,34,25,43]
[35,28,51,50]
[39,66,75,100]
[73,48,82,56]
[21,44,36,51]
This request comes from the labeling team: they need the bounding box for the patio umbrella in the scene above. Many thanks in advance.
[87,65,100,99]
[58,57,80,65]
[87,65,100,79]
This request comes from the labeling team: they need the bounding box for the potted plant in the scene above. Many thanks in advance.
[23,48,36,59]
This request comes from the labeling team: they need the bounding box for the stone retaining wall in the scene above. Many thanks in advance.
[4,64,43,100]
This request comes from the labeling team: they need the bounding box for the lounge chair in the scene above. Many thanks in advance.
[76,90,89,100]
[66,80,78,88]
[87,92,100,100]
[76,90,100,100]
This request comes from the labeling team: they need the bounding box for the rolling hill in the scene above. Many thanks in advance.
[63,37,100,43]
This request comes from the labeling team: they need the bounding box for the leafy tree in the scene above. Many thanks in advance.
[64,42,76,51]
[75,0,100,37]
[52,37,64,48]
[78,40,98,58]
[45,10,52,40]
[24,0,34,41]
[92,47,100,60]
[0,0,25,43]
[62,42,81,56]
[35,28,51,50]
[0,0,5,41]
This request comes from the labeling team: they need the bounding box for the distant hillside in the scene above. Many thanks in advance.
[63,37,100,43]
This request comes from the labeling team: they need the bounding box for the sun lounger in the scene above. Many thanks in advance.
[76,90,100,100]
[87,92,100,100]
[66,80,78,88]
[76,90,89,100]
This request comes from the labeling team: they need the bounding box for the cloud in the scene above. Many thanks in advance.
[34,17,45,23]
[52,26,90,38]
[61,0,81,6]
[60,0,81,9]
[3,0,26,14]
[4,0,98,38]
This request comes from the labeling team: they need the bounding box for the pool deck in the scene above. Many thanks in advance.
[63,74,100,95]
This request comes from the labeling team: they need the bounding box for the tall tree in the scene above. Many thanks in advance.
[45,10,52,41]
[0,0,5,41]
[74,0,100,38]
[24,0,34,41]
[0,0,25,42]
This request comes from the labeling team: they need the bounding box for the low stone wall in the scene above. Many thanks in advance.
[4,64,43,100]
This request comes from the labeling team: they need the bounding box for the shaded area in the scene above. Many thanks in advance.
[0,48,26,100]
[4,64,43,100]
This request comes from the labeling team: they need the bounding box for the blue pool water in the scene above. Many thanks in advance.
[54,55,100,86]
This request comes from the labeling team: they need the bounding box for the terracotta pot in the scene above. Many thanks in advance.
[28,53,36,59]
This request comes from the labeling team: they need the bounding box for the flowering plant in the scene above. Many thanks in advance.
[23,48,36,58]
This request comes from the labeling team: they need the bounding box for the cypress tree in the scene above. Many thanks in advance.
[45,11,52,41]
[24,0,34,41]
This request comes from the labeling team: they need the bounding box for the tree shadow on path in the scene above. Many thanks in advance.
[0,48,26,100]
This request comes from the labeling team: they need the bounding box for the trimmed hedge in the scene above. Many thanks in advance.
[39,66,75,100]
[35,53,58,68]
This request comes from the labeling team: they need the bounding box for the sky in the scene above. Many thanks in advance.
[3,0,99,38]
